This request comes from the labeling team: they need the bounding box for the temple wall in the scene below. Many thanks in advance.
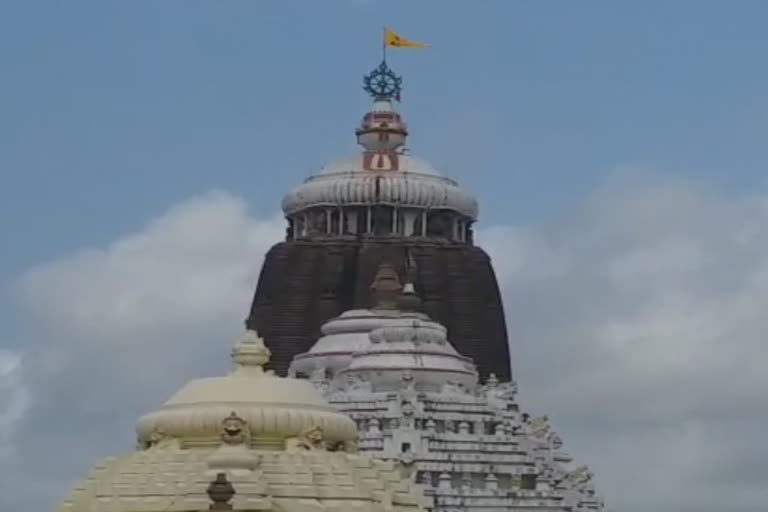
[247,239,511,380]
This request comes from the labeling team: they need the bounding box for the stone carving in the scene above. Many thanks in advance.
[310,366,330,393]
[148,427,167,445]
[295,425,326,451]
[538,465,558,485]
[441,380,465,396]
[548,432,563,450]
[400,401,416,428]
[398,451,415,466]
[527,415,550,438]
[565,465,593,485]
[487,380,517,404]
[221,412,251,445]
[327,441,359,453]
[328,438,359,453]
[400,370,415,391]
[310,366,327,381]
[367,417,382,435]
[141,427,172,449]
[312,341,608,511]
[341,372,371,393]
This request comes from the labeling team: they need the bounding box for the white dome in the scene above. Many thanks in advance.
[339,316,478,392]
[136,331,358,447]
[290,308,432,377]
[282,155,478,219]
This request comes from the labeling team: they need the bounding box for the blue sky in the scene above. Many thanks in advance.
[3,0,768,278]
[3,2,768,510]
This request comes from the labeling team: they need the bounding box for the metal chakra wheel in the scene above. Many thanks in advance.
[363,61,403,101]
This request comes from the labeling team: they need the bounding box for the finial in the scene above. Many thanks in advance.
[363,60,403,101]
[370,262,402,310]
[397,282,422,312]
[207,472,235,510]
[357,62,408,159]
[232,330,270,372]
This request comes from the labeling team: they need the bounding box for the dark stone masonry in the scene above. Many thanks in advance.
[246,236,510,381]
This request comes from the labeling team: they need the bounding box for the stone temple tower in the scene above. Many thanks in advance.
[247,61,510,380]
[289,264,608,512]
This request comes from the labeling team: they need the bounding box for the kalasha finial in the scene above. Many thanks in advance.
[363,60,403,101]
[207,472,235,510]
[231,330,271,372]
[370,262,402,310]
[357,61,408,163]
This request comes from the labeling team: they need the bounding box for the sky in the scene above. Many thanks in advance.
[1,1,768,511]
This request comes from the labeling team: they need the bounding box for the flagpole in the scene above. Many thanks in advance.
[382,26,387,62]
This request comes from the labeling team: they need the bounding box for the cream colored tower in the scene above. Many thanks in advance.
[59,331,428,512]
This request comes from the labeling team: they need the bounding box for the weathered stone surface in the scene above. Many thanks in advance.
[59,331,429,512]
[296,288,607,512]
[246,237,510,380]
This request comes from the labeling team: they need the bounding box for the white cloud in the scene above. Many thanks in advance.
[21,190,283,342]
[4,171,768,511]
[477,171,768,511]
[0,350,30,456]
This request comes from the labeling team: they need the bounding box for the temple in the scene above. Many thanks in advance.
[246,61,510,381]
[59,332,428,511]
[290,264,606,512]
[60,59,610,511]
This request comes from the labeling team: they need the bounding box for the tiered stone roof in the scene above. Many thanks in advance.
[63,448,424,512]
[59,331,428,512]
[293,264,607,512]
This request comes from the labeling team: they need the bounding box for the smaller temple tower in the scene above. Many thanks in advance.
[291,263,607,512]
[58,330,429,512]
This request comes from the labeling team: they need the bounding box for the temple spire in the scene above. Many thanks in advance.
[231,330,271,374]
[356,61,408,167]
